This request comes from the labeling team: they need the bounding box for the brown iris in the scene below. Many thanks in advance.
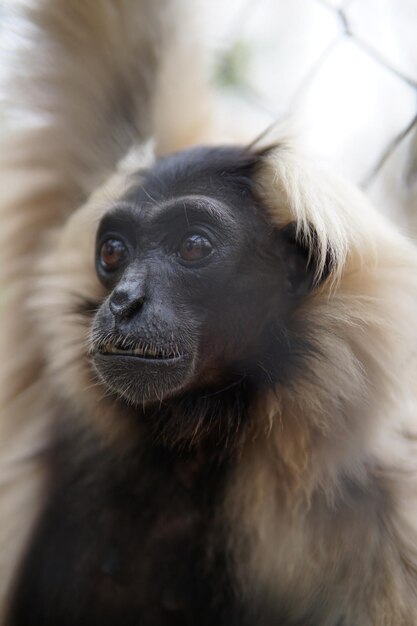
[99,238,127,272]
[178,234,212,262]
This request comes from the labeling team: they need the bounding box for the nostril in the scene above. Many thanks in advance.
[109,289,145,321]
[109,298,125,319]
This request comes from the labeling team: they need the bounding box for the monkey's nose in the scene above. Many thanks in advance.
[109,289,145,322]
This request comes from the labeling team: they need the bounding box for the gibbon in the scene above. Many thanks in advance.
[1,2,417,626]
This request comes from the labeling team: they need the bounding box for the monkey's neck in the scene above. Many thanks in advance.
[137,375,257,454]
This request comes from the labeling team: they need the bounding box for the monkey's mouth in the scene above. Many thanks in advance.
[91,333,195,406]
[99,341,182,361]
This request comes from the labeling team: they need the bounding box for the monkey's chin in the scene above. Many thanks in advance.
[92,353,195,406]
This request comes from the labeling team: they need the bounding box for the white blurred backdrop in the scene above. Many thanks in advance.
[207,0,417,233]
[0,0,415,231]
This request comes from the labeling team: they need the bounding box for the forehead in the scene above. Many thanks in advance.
[97,147,275,249]
[118,145,265,226]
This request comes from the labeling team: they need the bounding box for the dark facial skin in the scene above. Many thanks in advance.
[90,146,316,442]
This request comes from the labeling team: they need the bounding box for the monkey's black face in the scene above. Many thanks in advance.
[90,146,315,411]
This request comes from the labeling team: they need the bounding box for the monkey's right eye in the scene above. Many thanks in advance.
[98,238,128,272]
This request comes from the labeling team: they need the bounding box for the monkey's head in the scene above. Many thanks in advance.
[90,147,319,412]
[35,142,415,449]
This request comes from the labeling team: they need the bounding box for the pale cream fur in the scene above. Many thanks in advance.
[223,148,417,624]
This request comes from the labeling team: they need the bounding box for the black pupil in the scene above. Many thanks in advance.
[180,235,211,261]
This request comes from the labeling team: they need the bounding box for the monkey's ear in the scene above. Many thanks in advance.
[279,222,332,297]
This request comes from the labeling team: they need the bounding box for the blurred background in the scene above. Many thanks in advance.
[206,0,417,235]
[0,0,415,233]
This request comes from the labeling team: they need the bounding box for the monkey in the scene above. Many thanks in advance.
[1,2,417,626]
[2,138,417,625]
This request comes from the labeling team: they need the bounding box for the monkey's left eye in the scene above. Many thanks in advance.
[178,234,213,263]
[98,238,128,272]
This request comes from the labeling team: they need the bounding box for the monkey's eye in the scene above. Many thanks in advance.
[178,234,213,263]
[98,238,128,272]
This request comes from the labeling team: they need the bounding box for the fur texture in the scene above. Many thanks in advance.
[0,0,212,619]
[1,2,417,625]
